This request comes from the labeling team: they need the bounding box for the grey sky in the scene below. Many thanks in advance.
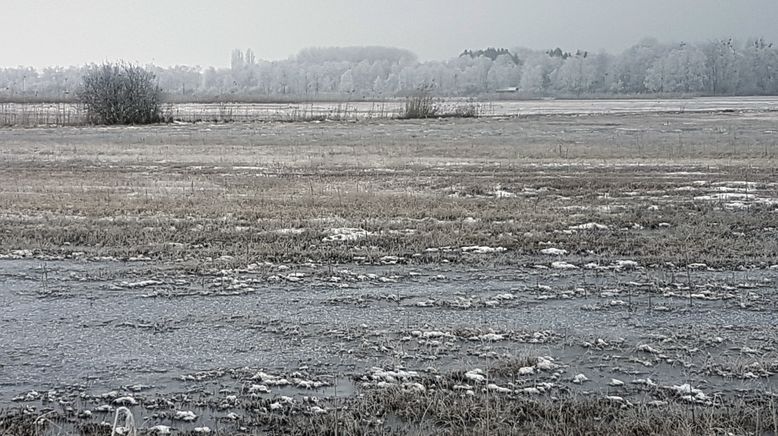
[3,0,778,68]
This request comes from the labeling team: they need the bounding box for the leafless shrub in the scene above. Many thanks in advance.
[78,62,163,125]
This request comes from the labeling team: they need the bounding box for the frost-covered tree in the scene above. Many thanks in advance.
[738,38,778,95]
[487,54,522,90]
[644,44,707,93]
[230,49,245,71]
[8,39,778,101]
[702,39,739,94]
[519,53,562,96]
[339,69,355,94]
[551,52,598,96]
[611,38,665,93]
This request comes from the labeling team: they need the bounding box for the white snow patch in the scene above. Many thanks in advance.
[541,247,568,256]
[569,222,609,231]
[370,368,420,383]
[461,246,507,254]
[465,369,487,383]
[120,280,162,289]
[322,228,372,242]
[535,356,558,371]
[487,384,512,393]
[470,332,505,342]
[112,397,138,406]
[572,374,589,384]
[694,193,755,201]
[275,228,306,235]
[551,261,578,270]
[668,384,711,404]
[632,378,657,387]
[248,384,271,394]
[174,410,198,422]
[492,189,516,198]
[637,344,661,354]
[252,372,291,386]
[493,293,515,301]
[614,260,640,270]
[412,330,453,339]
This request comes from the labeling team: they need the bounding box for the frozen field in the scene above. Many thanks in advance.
[2,95,778,125]
[0,110,777,434]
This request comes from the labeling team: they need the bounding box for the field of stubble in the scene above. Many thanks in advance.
[1,111,777,435]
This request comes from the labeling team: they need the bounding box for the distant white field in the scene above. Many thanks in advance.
[2,96,778,125]
[168,96,778,121]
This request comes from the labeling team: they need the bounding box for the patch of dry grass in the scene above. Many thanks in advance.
[0,114,776,267]
[3,389,775,436]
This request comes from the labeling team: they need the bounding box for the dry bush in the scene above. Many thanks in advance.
[401,85,437,119]
[78,62,162,125]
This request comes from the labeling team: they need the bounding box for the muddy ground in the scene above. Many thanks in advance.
[1,108,777,434]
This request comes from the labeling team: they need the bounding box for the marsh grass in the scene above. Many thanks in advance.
[401,92,437,119]
[286,388,775,436]
[0,164,774,268]
[4,391,773,436]
[0,114,775,266]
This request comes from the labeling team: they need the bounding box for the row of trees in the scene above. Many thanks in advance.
[2,38,777,101]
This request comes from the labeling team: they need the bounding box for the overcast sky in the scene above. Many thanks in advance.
[3,0,778,68]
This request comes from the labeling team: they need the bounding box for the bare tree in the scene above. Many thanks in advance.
[78,62,162,124]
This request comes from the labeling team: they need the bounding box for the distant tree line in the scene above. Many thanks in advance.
[460,48,520,65]
[2,38,778,101]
